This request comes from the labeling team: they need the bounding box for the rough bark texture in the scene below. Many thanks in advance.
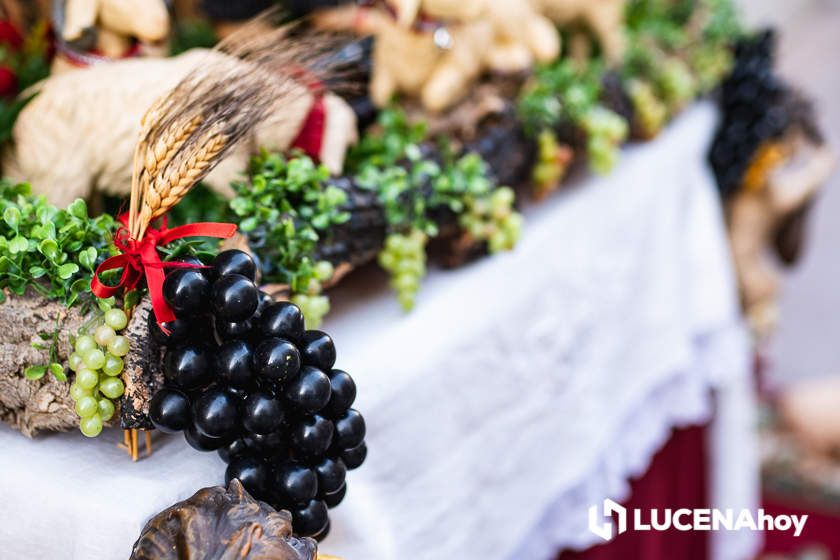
[0,289,83,436]
[120,299,165,430]
[131,479,317,560]
[0,290,163,435]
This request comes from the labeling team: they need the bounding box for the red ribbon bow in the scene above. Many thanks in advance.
[91,214,236,327]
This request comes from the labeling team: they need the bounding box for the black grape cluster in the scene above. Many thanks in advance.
[709,29,789,197]
[147,250,366,540]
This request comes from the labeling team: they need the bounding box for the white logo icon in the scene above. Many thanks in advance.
[588,499,627,541]
[587,501,808,541]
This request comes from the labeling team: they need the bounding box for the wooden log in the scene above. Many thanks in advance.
[120,298,165,430]
[0,289,82,436]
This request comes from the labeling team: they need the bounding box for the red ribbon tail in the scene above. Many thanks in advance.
[91,254,140,299]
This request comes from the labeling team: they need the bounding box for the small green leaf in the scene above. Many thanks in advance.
[79,247,97,271]
[67,199,88,220]
[50,363,67,382]
[23,365,47,380]
[38,238,59,260]
[3,207,20,231]
[96,296,115,312]
[123,289,141,310]
[240,217,258,232]
[9,235,28,254]
[69,277,89,294]
[28,266,47,279]
[57,263,79,279]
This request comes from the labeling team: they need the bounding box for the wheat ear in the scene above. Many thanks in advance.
[126,8,353,240]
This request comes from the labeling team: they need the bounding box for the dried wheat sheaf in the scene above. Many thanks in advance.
[128,14,351,240]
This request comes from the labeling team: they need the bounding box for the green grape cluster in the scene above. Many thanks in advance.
[290,260,334,328]
[68,302,129,438]
[581,107,629,174]
[460,187,523,254]
[378,230,427,311]
[656,58,697,111]
[690,44,733,93]
[532,130,569,197]
[627,79,668,139]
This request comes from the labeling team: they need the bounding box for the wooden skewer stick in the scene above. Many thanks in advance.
[119,429,155,461]
[131,428,139,461]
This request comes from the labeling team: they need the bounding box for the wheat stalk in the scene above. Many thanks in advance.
[135,132,227,239]
[125,8,355,241]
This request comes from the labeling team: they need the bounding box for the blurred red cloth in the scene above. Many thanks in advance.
[0,19,23,97]
[559,425,709,560]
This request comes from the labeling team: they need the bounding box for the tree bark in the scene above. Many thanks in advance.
[0,289,82,436]
[120,299,165,430]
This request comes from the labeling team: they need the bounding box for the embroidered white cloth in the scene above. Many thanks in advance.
[0,103,758,560]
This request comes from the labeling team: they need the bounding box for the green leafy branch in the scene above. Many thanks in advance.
[349,108,523,309]
[0,181,116,307]
[228,151,349,326]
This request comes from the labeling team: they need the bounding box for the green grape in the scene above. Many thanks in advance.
[491,187,514,213]
[657,58,696,111]
[304,277,323,296]
[378,250,396,270]
[628,79,667,138]
[467,221,488,240]
[108,335,130,357]
[68,353,84,372]
[99,377,125,399]
[76,368,99,390]
[104,308,128,331]
[459,185,523,255]
[314,261,334,282]
[587,136,617,175]
[397,292,415,311]
[393,273,419,294]
[385,234,404,254]
[69,382,90,401]
[311,295,330,317]
[83,348,106,370]
[98,399,115,422]
[93,324,116,347]
[486,232,503,253]
[396,258,425,278]
[504,213,524,243]
[80,414,103,438]
[379,230,428,312]
[74,335,96,355]
[75,395,99,418]
[291,294,331,330]
[691,45,732,93]
[102,354,124,377]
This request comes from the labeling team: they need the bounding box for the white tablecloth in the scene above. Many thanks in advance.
[0,103,758,560]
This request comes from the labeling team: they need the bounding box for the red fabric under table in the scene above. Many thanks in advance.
[559,424,709,560]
